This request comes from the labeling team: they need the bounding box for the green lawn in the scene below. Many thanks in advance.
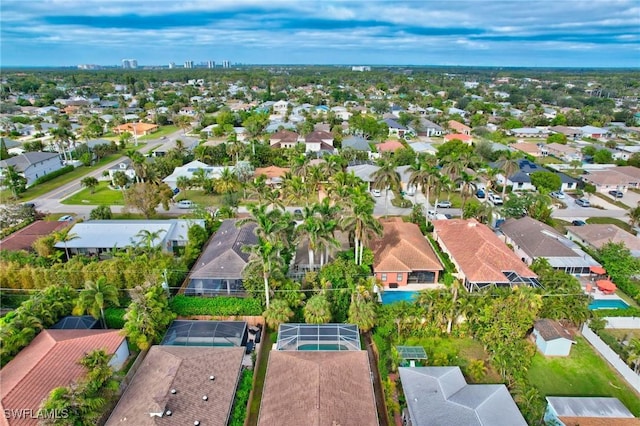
[586,217,634,234]
[592,192,631,210]
[137,125,179,141]
[537,156,564,165]
[61,182,124,205]
[528,337,640,415]
[175,190,223,208]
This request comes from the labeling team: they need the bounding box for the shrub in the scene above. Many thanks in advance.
[104,307,126,328]
[228,369,253,426]
[169,295,263,316]
[31,165,74,186]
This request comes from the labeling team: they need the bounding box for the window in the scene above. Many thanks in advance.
[397,273,403,282]
[381,273,387,281]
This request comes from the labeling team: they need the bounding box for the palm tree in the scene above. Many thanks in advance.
[80,176,99,194]
[498,151,522,199]
[215,167,240,196]
[372,161,401,216]
[134,229,166,251]
[340,194,382,265]
[263,298,294,329]
[348,284,377,332]
[78,277,120,329]
[226,138,244,164]
[457,171,477,211]
[303,293,332,324]
[408,156,438,209]
[282,174,308,205]
[628,338,640,374]
[627,204,640,228]
[297,205,321,268]
[53,228,79,261]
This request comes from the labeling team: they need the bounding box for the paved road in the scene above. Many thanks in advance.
[32,130,188,218]
[550,193,629,221]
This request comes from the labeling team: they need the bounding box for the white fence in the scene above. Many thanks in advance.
[604,317,640,329]
[581,323,640,393]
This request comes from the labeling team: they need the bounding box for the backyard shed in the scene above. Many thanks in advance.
[532,319,575,357]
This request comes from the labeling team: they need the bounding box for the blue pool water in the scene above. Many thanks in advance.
[589,299,630,310]
[381,291,419,304]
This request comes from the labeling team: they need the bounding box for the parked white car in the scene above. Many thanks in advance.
[550,191,566,199]
[488,193,503,205]
[177,200,194,209]
[371,189,381,197]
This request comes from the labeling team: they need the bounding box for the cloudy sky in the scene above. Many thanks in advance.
[2,0,639,68]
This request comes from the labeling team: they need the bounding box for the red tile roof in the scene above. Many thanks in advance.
[448,120,471,134]
[444,133,472,142]
[377,140,404,152]
[0,221,68,251]
[372,219,443,273]
[432,219,537,284]
[0,330,126,426]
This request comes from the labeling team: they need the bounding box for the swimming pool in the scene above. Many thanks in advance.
[588,299,630,310]
[381,291,419,304]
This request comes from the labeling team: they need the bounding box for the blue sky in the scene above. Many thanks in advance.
[2,0,639,68]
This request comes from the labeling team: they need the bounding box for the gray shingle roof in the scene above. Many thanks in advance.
[189,220,257,280]
[342,135,371,151]
[399,366,527,426]
[0,152,60,172]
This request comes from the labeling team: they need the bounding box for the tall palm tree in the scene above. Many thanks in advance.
[303,293,332,324]
[340,195,382,265]
[441,153,463,181]
[53,228,79,261]
[408,156,439,209]
[457,171,477,211]
[372,161,401,216]
[215,167,240,196]
[627,204,640,228]
[498,151,522,199]
[297,205,322,268]
[134,229,166,251]
[283,174,308,205]
[263,298,294,329]
[243,237,283,309]
[78,277,120,329]
[348,285,377,332]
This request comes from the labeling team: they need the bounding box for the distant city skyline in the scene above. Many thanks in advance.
[2,1,639,68]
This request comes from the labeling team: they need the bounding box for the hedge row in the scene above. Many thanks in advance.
[169,295,263,316]
[32,165,74,186]
[104,307,126,329]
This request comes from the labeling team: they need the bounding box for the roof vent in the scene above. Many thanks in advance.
[209,375,215,381]
[467,222,477,227]
[170,389,177,394]
[165,410,172,416]
[202,395,208,401]
[194,422,200,426]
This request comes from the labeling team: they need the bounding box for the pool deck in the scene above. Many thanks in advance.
[579,276,625,302]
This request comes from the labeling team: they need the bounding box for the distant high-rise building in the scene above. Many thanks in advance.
[207,60,215,69]
[351,66,371,72]
[222,60,230,68]
[122,59,138,69]
[184,61,194,69]
[168,62,175,69]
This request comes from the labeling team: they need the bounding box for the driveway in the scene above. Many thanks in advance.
[551,193,629,221]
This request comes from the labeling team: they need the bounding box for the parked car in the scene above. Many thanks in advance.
[57,215,74,222]
[475,189,486,199]
[371,189,381,197]
[575,198,590,207]
[177,200,194,209]
[436,200,452,208]
[550,191,566,199]
[488,193,503,205]
[293,208,303,220]
[572,220,587,226]
[608,190,624,198]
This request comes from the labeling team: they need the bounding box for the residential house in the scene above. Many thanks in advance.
[151,137,198,157]
[330,106,352,121]
[545,143,583,162]
[0,330,128,426]
[566,224,640,258]
[414,118,444,137]
[544,397,638,426]
[163,160,233,190]
[113,122,158,136]
[432,219,540,292]
[532,319,575,357]
[581,166,640,193]
[509,127,549,138]
[184,220,257,296]
[377,140,404,153]
[0,220,68,252]
[54,219,205,256]
[258,324,378,426]
[383,118,409,138]
[342,135,372,152]
[399,366,527,426]
[500,217,599,275]
[448,120,471,135]
[0,152,63,186]
[106,346,245,426]
[550,126,581,140]
[444,133,473,145]
[304,130,334,153]
[371,219,443,289]
[272,99,290,115]
[409,142,438,155]
[579,125,610,139]
[512,142,546,158]
[108,159,137,186]
[346,164,380,190]
[495,159,576,192]
[254,166,290,187]
[448,107,468,117]
[51,315,100,330]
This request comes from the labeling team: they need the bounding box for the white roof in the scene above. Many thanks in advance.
[547,397,634,418]
[163,161,234,186]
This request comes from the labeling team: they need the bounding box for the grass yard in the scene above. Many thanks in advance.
[592,192,631,210]
[61,181,124,205]
[606,329,640,341]
[586,216,634,234]
[528,337,640,416]
[537,156,565,165]
[138,125,179,141]
[174,190,223,208]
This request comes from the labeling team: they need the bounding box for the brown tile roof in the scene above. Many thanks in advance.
[106,346,245,426]
[534,319,574,341]
[372,219,443,273]
[0,330,126,426]
[566,224,640,252]
[500,216,578,258]
[512,142,541,154]
[612,166,640,181]
[114,122,158,133]
[270,130,299,143]
[0,221,68,251]
[559,417,640,426]
[258,351,378,426]
[305,130,334,143]
[376,140,404,152]
[432,219,537,284]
